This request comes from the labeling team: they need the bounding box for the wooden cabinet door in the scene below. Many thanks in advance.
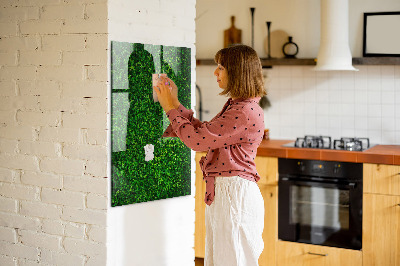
[259,185,278,266]
[364,164,400,196]
[363,193,400,266]
[255,156,278,186]
[276,241,362,266]
[195,152,207,258]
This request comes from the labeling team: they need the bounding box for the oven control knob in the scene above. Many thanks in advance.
[334,164,341,174]
[298,161,305,171]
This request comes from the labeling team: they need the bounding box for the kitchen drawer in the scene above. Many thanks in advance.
[364,164,400,196]
[276,241,362,266]
[255,156,278,186]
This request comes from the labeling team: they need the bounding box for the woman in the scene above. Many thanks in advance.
[155,44,266,266]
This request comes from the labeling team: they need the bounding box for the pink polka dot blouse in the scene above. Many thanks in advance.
[162,97,265,205]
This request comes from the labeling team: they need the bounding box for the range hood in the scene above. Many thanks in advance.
[314,0,358,71]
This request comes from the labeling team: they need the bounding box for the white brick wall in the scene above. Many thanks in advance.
[0,0,108,265]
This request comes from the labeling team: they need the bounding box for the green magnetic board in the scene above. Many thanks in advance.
[111,41,191,207]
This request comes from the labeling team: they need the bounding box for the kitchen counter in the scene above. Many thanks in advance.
[256,139,400,165]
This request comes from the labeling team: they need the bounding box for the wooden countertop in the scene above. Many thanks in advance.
[256,139,400,165]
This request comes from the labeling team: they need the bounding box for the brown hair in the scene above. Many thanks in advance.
[214,44,267,99]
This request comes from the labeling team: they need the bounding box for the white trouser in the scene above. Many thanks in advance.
[205,176,264,266]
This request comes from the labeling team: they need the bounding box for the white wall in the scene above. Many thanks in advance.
[0,0,108,265]
[107,1,196,266]
[196,0,400,145]
[196,0,400,58]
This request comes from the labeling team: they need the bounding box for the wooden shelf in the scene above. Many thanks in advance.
[352,57,400,65]
[196,57,400,67]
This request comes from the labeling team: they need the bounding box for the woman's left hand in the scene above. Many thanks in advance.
[154,76,175,113]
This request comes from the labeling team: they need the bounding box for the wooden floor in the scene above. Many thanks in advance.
[195,257,204,266]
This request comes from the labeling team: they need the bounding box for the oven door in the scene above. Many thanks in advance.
[278,176,362,250]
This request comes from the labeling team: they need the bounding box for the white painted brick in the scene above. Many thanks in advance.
[0,139,18,154]
[19,141,58,157]
[63,113,107,129]
[20,200,61,219]
[9,96,40,112]
[41,219,64,236]
[0,126,34,141]
[0,81,16,96]
[63,144,107,161]
[0,212,41,231]
[3,0,62,6]
[0,226,17,243]
[87,225,105,243]
[81,97,108,113]
[63,50,107,65]
[21,171,62,189]
[0,196,17,213]
[85,34,108,51]
[20,21,61,35]
[38,127,79,143]
[84,160,106,177]
[17,111,61,127]
[0,110,16,125]
[0,36,40,52]
[42,34,85,51]
[0,51,17,65]
[86,254,106,266]
[19,230,61,251]
[64,222,85,239]
[63,237,106,257]
[0,154,38,171]
[40,158,84,175]
[85,65,107,81]
[18,259,41,266]
[38,96,82,113]
[41,188,85,208]
[0,168,15,183]
[41,4,84,20]
[40,249,85,266]
[37,66,83,82]
[0,183,38,201]
[0,66,36,81]
[86,193,107,210]
[0,255,16,266]
[0,7,39,22]
[64,175,107,195]
[18,80,61,97]
[61,19,107,34]
[19,51,62,66]
[85,129,106,145]
[61,207,106,226]
[61,81,107,98]
[85,3,108,20]
[0,241,39,261]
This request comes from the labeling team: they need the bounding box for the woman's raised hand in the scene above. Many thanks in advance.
[166,77,180,108]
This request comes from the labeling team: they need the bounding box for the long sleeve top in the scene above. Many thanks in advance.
[162,97,265,205]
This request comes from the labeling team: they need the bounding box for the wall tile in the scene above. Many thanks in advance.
[197,65,400,144]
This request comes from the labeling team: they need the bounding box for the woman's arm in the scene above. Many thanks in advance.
[165,107,249,151]
[162,103,203,137]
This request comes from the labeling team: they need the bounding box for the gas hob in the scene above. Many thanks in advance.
[282,135,374,151]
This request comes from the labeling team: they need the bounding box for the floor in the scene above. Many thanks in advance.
[195,257,204,266]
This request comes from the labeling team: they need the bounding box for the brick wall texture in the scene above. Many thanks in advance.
[0,0,108,265]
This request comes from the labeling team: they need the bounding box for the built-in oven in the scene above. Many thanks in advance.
[278,158,363,250]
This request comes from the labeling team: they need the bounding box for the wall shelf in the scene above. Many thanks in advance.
[196,57,400,67]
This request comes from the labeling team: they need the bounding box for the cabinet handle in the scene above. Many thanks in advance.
[307,252,328,256]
